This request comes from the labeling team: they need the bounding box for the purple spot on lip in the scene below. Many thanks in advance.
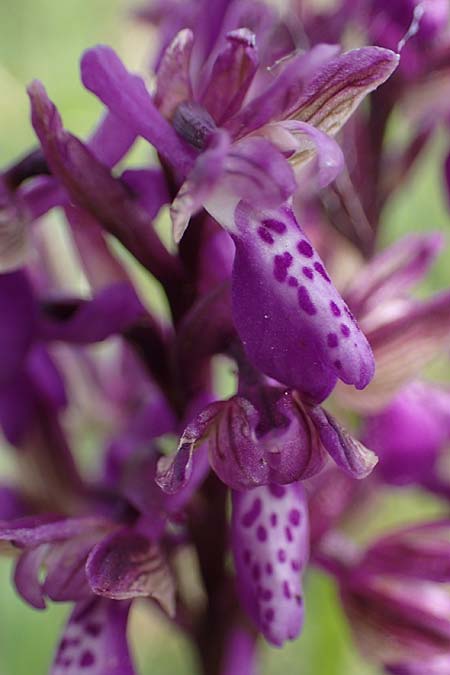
[258,227,274,244]
[285,526,293,542]
[327,333,339,348]
[289,509,301,526]
[314,261,331,282]
[298,286,317,315]
[80,651,95,668]
[291,559,300,571]
[341,324,350,337]
[302,266,314,280]
[243,549,251,565]
[270,513,278,527]
[273,252,293,283]
[262,218,287,234]
[262,589,273,601]
[334,359,342,370]
[265,562,274,575]
[283,581,291,599]
[269,484,286,498]
[297,239,314,258]
[265,608,275,622]
[288,276,298,287]
[252,563,261,581]
[278,549,287,563]
[330,301,341,317]
[85,623,102,637]
[242,498,262,528]
[257,525,268,542]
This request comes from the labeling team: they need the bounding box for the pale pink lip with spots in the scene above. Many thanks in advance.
[232,483,309,646]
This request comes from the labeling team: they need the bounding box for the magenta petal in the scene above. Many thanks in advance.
[201,28,259,125]
[231,483,308,646]
[80,46,193,175]
[231,203,375,402]
[51,598,134,675]
[86,529,175,616]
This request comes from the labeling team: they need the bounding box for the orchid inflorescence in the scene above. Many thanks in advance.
[2,0,450,673]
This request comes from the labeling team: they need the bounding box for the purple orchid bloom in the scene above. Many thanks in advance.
[326,520,450,674]
[78,36,398,401]
[3,0,450,672]
[362,380,450,489]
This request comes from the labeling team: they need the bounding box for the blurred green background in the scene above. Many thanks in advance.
[1,1,450,674]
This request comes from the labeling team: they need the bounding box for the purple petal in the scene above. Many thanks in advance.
[86,529,175,616]
[0,516,109,548]
[201,29,259,125]
[264,120,344,188]
[80,46,193,175]
[291,47,399,135]
[358,520,450,582]
[231,483,308,646]
[229,202,374,402]
[27,345,67,411]
[222,137,296,208]
[39,283,145,344]
[207,394,326,489]
[221,627,257,675]
[120,169,170,220]
[28,81,180,280]
[171,130,231,242]
[87,112,137,167]
[345,233,445,317]
[226,44,341,138]
[341,575,450,666]
[156,400,224,493]
[43,532,103,602]
[155,29,194,119]
[0,371,35,445]
[387,655,450,675]
[362,381,449,485]
[14,545,48,609]
[0,270,36,385]
[309,406,378,479]
[51,597,134,675]
[358,290,450,410]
